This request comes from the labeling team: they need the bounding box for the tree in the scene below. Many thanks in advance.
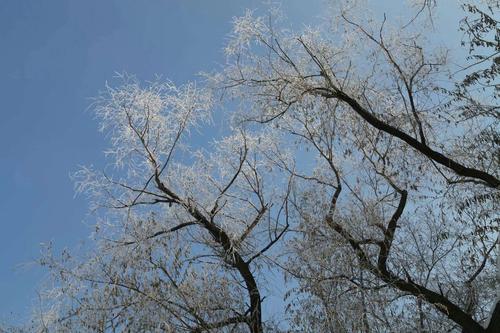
[30,78,291,332]
[214,1,499,331]
[12,1,499,332]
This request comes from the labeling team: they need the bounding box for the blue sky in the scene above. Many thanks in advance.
[0,0,464,325]
[0,0,327,324]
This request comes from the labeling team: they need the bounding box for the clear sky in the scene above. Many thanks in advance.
[0,0,327,324]
[0,0,464,325]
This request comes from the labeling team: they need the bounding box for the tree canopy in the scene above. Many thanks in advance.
[7,1,499,332]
